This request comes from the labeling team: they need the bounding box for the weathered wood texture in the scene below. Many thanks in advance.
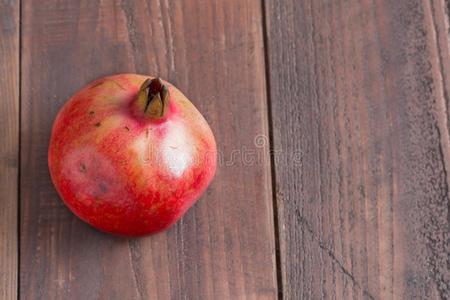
[264,0,450,299]
[20,1,277,299]
[434,0,450,125]
[0,0,19,299]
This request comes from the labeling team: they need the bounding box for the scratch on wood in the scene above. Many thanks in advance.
[295,209,376,300]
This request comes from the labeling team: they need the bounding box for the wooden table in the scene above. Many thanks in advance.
[1,1,449,299]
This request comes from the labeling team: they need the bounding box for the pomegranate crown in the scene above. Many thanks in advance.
[136,77,170,120]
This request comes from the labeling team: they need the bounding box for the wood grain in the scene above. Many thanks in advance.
[21,0,277,299]
[432,0,450,129]
[264,0,450,299]
[0,0,19,299]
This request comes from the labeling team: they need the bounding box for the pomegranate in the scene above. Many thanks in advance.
[48,74,217,237]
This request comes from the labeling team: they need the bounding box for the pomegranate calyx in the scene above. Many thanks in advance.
[136,77,170,120]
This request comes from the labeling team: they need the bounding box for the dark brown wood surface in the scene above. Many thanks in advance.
[264,0,450,299]
[20,1,276,299]
[0,0,448,299]
[0,0,19,299]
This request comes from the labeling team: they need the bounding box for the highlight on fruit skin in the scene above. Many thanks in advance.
[48,74,217,237]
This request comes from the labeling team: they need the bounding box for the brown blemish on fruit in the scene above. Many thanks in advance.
[90,82,104,89]
[99,182,108,193]
[109,80,126,91]
[146,128,149,138]
[124,126,130,131]
[90,80,125,91]
[79,163,86,173]
[89,111,95,115]
[144,207,157,215]
[119,160,127,164]
[94,122,101,127]
[89,79,126,91]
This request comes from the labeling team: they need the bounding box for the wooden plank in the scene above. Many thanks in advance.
[264,0,450,298]
[20,0,277,299]
[431,0,450,127]
[0,0,19,299]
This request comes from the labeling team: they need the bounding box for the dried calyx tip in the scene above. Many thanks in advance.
[136,77,170,120]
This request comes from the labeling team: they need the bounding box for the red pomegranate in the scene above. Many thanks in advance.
[48,74,217,237]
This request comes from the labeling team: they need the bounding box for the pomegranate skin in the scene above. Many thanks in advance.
[48,74,216,237]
